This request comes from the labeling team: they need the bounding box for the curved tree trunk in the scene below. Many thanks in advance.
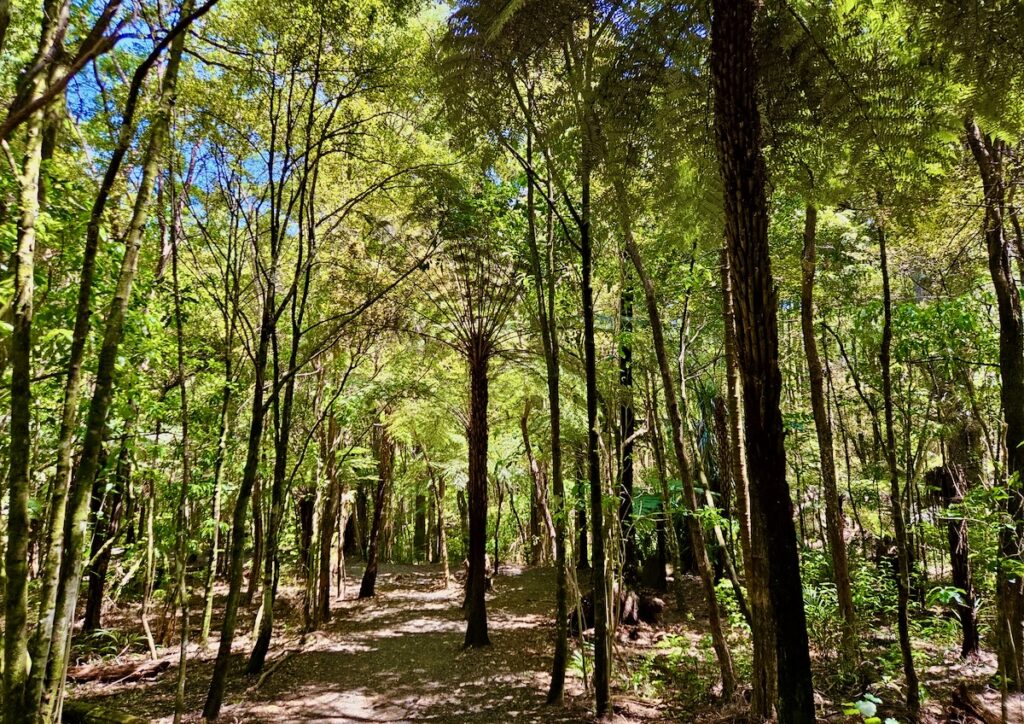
[203,278,276,721]
[41,20,191,716]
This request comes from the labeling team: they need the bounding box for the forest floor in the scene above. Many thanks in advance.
[68,563,683,723]
[66,563,1020,723]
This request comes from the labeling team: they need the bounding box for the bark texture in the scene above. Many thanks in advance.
[710,0,814,719]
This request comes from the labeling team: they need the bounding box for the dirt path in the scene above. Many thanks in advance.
[70,564,674,723]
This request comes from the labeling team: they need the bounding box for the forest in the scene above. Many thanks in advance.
[1,0,1023,722]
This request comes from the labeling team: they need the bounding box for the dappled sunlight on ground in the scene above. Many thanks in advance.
[68,563,685,722]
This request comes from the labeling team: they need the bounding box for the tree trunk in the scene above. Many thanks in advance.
[83,429,132,632]
[579,133,611,713]
[40,21,190,717]
[521,123,569,698]
[317,413,341,624]
[359,420,393,599]
[711,1,814,719]
[464,340,491,647]
[965,118,1024,690]
[800,204,857,662]
[203,275,276,721]
[646,371,689,602]
[618,271,637,585]
[428,463,450,587]
[4,67,46,722]
[575,450,589,570]
[202,303,235,646]
[617,182,735,698]
[928,461,980,657]
[415,493,428,562]
[170,195,193,723]
[246,470,264,606]
[877,211,920,716]
[521,404,555,565]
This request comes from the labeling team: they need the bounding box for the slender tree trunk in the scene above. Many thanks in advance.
[928,460,980,657]
[618,269,637,585]
[711,1,814,719]
[617,183,735,697]
[580,130,611,714]
[521,404,555,565]
[800,204,857,661]
[201,362,232,646]
[457,488,468,560]
[423,452,450,587]
[247,467,264,606]
[83,424,133,632]
[464,341,492,647]
[965,119,1024,690]
[877,212,920,717]
[170,192,193,724]
[203,281,276,720]
[520,134,569,696]
[317,413,341,624]
[415,492,428,561]
[30,14,191,707]
[646,370,689,605]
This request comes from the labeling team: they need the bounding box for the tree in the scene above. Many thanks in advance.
[710,0,815,720]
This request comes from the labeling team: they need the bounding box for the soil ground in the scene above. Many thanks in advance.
[69,564,677,723]
[67,563,1020,723]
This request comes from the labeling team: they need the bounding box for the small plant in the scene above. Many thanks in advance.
[72,628,148,663]
[841,692,899,724]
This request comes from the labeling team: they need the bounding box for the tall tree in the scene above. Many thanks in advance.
[800,204,857,661]
[710,0,815,720]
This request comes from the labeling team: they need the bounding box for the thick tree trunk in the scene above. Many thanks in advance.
[965,118,1024,689]
[800,204,857,661]
[710,1,814,719]
[464,341,491,647]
